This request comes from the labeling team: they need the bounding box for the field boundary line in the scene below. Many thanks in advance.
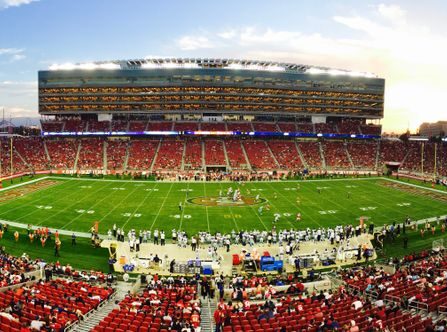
[355,181,443,221]
[0,219,96,239]
[0,176,51,192]
[0,178,78,211]
[383,178,447,195]
[0,179,90,220]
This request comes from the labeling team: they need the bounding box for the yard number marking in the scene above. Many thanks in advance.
[36,205,53,210]
[171,214,191,219]
[122,213,142,218]
[359,206,377,211]
[318,210,338,215]
[75,209,95,214]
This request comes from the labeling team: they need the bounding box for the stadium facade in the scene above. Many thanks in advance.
[39,58,384,129]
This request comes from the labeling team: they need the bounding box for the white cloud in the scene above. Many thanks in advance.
[0,106,37,118]
[0,48,23,55]
[11,54,25,61]
[173,4,447,133]
[0,0,38,9]
[0,81,38,119]
[177,36,214,51]
[0,48,26,62]
[377,4,406,24]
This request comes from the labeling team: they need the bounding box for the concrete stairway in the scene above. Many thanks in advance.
[265,141,280,169]
[294,141,308,168]
[201,140,206,171]
[200,297,217,332]
[43,140,51,163]
[222,139,232,171]
[72,281,132,332]
[240,141,252,171]
[149,139,162,172]
[318,141,327,169]
[375,140,381,170]
[103,140,108,173]
[73,141,82,172]
[344,142,355,169]
[122,141,130,171]
[181,140,187,171]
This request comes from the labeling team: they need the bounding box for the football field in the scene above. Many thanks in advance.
[0,176,446,236]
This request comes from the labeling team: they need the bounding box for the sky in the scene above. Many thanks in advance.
[0,0,446,133]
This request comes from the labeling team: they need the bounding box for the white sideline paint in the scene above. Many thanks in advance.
[0,219,100,239]
[0,176,53,192]
[383,178,447,195]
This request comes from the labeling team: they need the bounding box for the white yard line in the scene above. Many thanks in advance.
[149,182,174,231]
[59,181,121,230]
[258,182,297,229]
[353,181,436,221]
[202,182,211,233]
[263,182,324,228]
[41,180,118,229]
[0,178,79,214]
[218,182,240,232]
[95,184,146,226]
[121,183,160,230]
[178,182,190,231]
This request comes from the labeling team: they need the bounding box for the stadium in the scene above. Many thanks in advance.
[0,58,446,332]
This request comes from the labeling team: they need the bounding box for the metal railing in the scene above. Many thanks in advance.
[384,294,402,306]
[408,300,429,313]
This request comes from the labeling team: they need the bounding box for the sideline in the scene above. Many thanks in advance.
[0,176,53,192]
[383,177,447,195]
[0,218,97,239]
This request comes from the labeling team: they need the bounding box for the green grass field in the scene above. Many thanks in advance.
[0,176,445,236]
[0,175,445,272]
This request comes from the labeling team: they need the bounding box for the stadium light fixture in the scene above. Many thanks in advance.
[97,63,120,70]
[306,68,326,75]
[141,62,159,69]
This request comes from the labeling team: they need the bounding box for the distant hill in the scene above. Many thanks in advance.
[10,117,41,127]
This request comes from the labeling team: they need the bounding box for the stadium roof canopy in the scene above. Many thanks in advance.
[48,58,378,78]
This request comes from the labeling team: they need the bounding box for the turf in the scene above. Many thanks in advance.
[0,226,110,272]
[0,176,445,237]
